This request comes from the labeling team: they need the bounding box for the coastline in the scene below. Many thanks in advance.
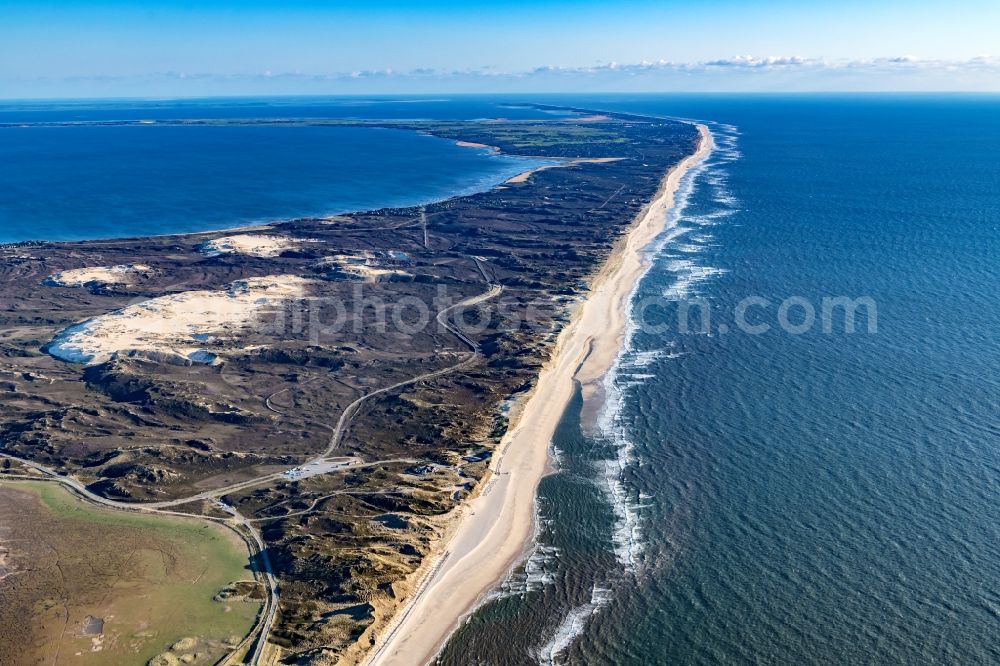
[0,132,544,247]
[453,137,624,186]
[504,157,624,184]
[360,124,714,666]
[2,109,708,665]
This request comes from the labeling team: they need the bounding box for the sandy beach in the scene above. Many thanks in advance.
[454,137,623,185]
[362,124,713,666]
[454,140,497,152]
[505,156,624,184]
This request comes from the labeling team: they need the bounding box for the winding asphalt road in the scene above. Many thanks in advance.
[0,275,502,665]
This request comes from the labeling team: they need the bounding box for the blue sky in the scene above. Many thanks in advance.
[2,0,999,97]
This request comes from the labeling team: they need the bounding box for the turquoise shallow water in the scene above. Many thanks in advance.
[438,95,1000,665]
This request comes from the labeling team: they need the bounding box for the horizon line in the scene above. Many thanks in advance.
[4,90,1000,103]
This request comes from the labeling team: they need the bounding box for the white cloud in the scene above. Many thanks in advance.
[4,55,1000,97]
[522,55,1000,76]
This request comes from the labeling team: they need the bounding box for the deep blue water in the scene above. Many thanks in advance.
[437,94,1000,665]
[5,95,1000,664]
[0,99,558,242]
[0,96,571,124]
[582,94,1000,665]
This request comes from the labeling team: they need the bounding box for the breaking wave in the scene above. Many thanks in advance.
[595,121,740,572]
[533,585,613,665]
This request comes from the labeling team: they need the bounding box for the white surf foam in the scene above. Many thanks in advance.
[488,506,560,602]
[496,123,742,663]
[534,584,613,665]
[594,122,740,574]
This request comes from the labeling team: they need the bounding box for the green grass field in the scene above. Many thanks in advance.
[0,481,261,665]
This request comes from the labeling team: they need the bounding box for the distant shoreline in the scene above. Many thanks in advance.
[452,137,624,186]
[0,122,549,246]
[363,124,713,666]
[1,107,704,665]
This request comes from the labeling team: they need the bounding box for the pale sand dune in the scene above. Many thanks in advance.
[45,263,153,287]
[505,157,625,184]
[314,253,412,282]
[362,125,713,666]
[199,233,313,257]
[47,275,311,365]
[338,265,411,282]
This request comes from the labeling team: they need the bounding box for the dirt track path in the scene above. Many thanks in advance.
[0,276,503,665]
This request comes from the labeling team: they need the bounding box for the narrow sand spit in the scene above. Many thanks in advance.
[44,263,152,287]
[505,157,625,184]
[363,125,713,666]
[47,275,311,365]
[455,139,621,185]
[199,233,314,257]
[454,140,496,152]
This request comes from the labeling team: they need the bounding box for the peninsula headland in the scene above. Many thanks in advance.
[0,106,701,665]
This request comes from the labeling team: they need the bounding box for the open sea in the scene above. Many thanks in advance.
[437,94,1000,665]
[4,95,999,664]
